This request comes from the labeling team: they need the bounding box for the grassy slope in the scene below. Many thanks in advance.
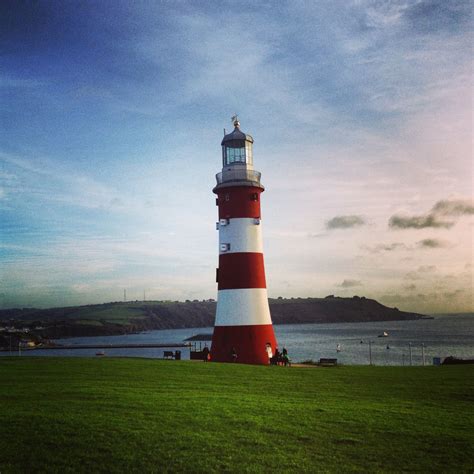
[0,358,472,473]
[65,305,146,324]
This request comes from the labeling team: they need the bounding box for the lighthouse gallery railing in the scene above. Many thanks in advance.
[215,169,261,185]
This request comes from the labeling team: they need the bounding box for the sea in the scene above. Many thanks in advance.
[3,313,472,365]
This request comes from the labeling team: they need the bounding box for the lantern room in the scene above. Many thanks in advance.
[221,117,254,167]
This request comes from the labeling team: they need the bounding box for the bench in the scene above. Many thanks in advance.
[319,358,337,366]
[190,350,202,360]
[270,355,291,367]
[163,351,175,359]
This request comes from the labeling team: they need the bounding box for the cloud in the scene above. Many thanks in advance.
[404,265,438,281]
[361,1,411,28]
[307,232,328,239]
[0,151,141,213]
[443,289,465,299]
[0,75,45,89]
[389,214,453,229]
[417,238,449,248]
[389,198,473,230]
[403,1,471,34]
[404,272,422,281]
[363,242,408,253]
[403,284,416,291]
[364,239,449,253]
[417,265,437,273]
[431,199,474,216]
[326,215,366,230]
[339,279,363,288]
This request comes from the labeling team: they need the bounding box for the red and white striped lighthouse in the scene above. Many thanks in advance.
[211,117,277,364]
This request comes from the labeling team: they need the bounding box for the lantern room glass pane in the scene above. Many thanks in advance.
[245,142,253,165]
[223,142,253,166]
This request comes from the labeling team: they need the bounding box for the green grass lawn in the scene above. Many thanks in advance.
[0,358,472,473]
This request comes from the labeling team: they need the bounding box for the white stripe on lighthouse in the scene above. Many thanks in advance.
[219,217,263,254]
[215,288,272,326]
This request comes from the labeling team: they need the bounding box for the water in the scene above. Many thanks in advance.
[4,314,473,365]
[275,314,473,365]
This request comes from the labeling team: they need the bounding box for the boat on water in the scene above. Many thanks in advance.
[378,331,389,337]
[95,351,106,356]
[336,344,341,352]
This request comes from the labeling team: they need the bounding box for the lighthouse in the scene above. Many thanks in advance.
[211,117,277,364]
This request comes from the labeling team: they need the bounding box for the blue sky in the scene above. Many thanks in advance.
[1,0,472,312]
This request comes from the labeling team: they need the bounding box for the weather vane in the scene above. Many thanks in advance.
[231,114,239,127]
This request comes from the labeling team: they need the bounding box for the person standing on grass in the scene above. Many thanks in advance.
[230,347,237,362]
[202,346,210,362]
[265,342,273,363]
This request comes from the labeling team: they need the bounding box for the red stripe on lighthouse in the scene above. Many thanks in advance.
[217,186,263,219]
[218,253,266,290]
[211,324,277,365]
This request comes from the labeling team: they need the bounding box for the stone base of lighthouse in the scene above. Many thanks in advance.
[211,288,277,364]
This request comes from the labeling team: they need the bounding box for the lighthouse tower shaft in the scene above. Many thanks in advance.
[211,120,277,364]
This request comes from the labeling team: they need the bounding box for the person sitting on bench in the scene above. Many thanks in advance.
[270,348,281,365]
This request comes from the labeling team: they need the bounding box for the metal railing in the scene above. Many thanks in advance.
[215,169,262,185]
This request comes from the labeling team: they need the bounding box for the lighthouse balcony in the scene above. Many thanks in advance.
[215,169,263,189]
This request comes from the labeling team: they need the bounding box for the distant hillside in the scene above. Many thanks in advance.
[0,296,425,341]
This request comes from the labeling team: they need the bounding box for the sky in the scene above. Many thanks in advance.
[0,0,472,313]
